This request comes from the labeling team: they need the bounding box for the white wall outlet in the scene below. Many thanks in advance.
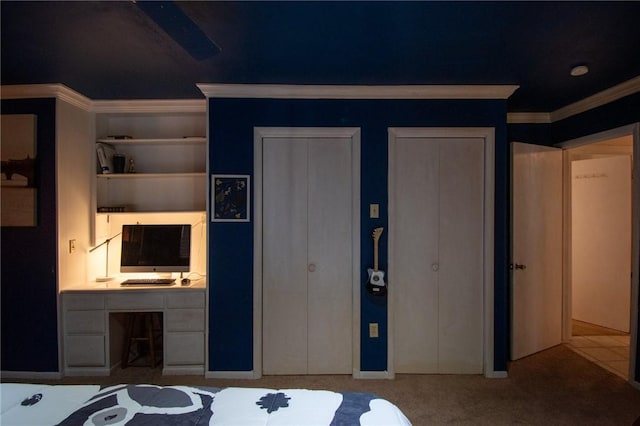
[369,322,379,338]
[369,204,379,218]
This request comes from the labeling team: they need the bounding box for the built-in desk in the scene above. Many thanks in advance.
[61,281,206,376]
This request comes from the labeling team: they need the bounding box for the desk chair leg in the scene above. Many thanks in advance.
[146,313,156,368]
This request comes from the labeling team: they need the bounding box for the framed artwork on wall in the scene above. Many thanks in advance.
[1,114,38,227]
[212,174,250,222]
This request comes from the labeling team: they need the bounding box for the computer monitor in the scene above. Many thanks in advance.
[120,224,191,273]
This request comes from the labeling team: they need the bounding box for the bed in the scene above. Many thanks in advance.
[0,383,412,425]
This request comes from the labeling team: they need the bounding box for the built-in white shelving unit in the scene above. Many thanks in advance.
[93,101,207,214]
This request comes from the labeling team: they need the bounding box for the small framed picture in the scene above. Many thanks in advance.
[212,174,250,222]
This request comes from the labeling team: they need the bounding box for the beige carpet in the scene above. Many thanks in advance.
[4,345,640,425]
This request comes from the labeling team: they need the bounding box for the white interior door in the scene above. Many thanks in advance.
[262,135,353,375]
[511,142,563,360]
[391,136,484,374]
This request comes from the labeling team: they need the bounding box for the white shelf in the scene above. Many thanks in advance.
[97,137,206,145]
[97,172,206,179]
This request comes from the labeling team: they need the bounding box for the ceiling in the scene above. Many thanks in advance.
[2,1,639,112]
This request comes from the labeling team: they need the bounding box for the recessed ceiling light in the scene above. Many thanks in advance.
[570,65,589,77]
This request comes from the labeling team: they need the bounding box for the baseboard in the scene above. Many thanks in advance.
[163,366,205,376]
[1,370,62,380]
[205,370,258,379]
[63,367,110,377]
[485,370,509,379]
[355,370,394,379]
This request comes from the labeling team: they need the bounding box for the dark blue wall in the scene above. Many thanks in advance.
[1,98,59,372]
[507,123,553,146]
[208,98,510,372]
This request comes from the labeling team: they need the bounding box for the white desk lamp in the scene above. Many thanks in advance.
[89,232,121,282]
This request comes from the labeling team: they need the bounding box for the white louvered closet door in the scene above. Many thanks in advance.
[262,136,353,375]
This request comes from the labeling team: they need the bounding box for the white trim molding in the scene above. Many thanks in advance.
[198,84,519,100]
[551,75,640,122]
[355,371,394,380]
[91,99,206,114]
[1,84,206,114]
[1,371,63,380]
[508,75,640,124]
[507,112,552,124]
[205,371,260,380]
[1,84,93,111]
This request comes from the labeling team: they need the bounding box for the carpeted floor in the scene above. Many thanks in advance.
[3,344,639,425]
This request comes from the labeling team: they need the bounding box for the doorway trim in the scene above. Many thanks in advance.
[558,123,639,389]
[253,127,361,378]
[387,127,497,378]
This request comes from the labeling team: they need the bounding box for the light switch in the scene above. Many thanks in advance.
[370,204,379,218]
[369,322,379,338]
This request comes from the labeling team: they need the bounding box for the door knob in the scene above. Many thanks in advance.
[308,263,316,272]
[514,263,526,270]
[431,263,439,272]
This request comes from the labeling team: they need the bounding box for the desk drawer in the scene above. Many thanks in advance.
[165,332,204,365]
[106,293,164,310]
[65,335,105,367]
[64,294,104,310]
[166,309,205,332]
[166,291,205,309]
[65,310,105,334]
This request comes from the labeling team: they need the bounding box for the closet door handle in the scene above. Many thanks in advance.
[308,263,316,272]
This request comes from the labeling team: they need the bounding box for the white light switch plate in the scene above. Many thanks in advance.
[370,204,379,218]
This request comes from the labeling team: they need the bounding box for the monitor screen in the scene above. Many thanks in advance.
[120,224,191,273]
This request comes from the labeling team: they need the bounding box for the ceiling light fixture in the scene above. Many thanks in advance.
[570,65,589,77]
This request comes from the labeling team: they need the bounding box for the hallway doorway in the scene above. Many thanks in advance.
[561,128,636,384]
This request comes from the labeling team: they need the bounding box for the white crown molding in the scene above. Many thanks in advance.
[1,84,93,111]
[509,75,640,124]
[91,99,206,113]
[550,75,640,122]
[507,112,552,124]
[197,84,519,100]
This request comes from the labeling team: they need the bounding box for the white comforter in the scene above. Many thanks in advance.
[1,383,412,426]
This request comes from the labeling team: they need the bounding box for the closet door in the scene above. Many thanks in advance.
[262,136,353,375]
[307,138,353,374]
[262,137,309,374]
[392,136,484,374]
[437,138,484,373]
[392,139,440,372]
